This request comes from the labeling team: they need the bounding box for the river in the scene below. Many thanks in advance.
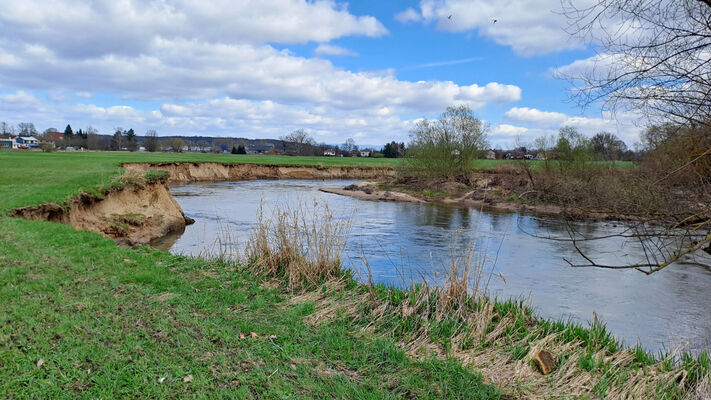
[156,179,711,354]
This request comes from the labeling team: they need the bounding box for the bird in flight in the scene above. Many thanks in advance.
[493,18,497,24]
[448,14,452,19]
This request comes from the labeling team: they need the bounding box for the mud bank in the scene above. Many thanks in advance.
[322,181,634,221]
[122,162,395,184]
[9,181,188,246]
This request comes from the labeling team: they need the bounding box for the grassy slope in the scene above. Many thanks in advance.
[0,151,501,398]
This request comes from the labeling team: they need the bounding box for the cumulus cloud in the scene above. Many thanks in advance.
[314,44,359,57]
[395,7,422,23]
[504,107,567,126]
[397,0,588,56]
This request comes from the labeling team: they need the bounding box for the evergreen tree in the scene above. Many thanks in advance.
[64,124,73,138]
[231,145,239,154]
[237,145,247,154]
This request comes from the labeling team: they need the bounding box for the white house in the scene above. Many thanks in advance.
[359,150,371,157]
[323,149,336,156]
[16,136,39,148]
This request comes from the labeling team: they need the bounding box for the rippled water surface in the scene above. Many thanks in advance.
[160,179,711,353]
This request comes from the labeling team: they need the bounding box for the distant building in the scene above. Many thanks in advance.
[16,136,39,148]
[359,150,371,157]
[485,150,496,160]
[323,149,336,156]
[0,138,19,149]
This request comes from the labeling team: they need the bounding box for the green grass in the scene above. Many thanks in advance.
[0,217,502,399]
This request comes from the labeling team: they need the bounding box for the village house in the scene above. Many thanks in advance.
[0,138,20,149]
[323,149,336,156]
[16,136,40,148]
[485,150,496,160]
[359,150,371,157]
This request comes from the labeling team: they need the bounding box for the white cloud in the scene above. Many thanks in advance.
[500,106,644,145]
[493,124,529,136]
[314,44,359,57]
[399,0,590,56]
[395,7,422,23]
[504,107,567,126]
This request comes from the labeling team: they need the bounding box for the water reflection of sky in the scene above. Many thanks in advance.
[165,179,711,354]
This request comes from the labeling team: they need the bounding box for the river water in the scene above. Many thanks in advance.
[158,179,711,354]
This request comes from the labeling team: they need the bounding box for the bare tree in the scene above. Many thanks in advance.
[17,122,38,137]
[561,0,711,126]
[553,0,711,273]
[144,129,160,152]
[280,128,315,156]
[1,121,16,135]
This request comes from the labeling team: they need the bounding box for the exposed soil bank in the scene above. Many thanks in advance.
[122,162,395,184]
[9,181,188,246]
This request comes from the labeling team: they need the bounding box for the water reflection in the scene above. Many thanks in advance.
[166,179,711,354]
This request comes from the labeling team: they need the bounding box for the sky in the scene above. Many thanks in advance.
[0,0,644,148]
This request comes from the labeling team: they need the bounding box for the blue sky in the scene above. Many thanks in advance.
[0,0,642,148]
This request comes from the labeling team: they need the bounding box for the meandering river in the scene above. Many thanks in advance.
[157,179,711,354]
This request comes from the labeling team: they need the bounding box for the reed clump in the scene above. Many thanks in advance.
[245,201,352,291]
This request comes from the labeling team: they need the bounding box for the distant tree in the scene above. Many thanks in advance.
[17,122,38,137]
[110,128,124,151]
[382,141,405,158]
[86,127,104,150]
[168,138,184,153]
[591,132,627,161]
[144,129,160,152]
[237,144,247,154]
[280,128,316,155]
[64,124,74,138]
[341,138,358,156]
[0,121,14,135]
[406,105,489,183]
[231,145,239,154]
[197,140,210,153]
[125,128,138,152]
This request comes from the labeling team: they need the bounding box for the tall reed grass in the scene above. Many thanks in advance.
[245,201,352,290]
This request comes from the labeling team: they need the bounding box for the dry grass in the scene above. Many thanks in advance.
[245,201,352,291]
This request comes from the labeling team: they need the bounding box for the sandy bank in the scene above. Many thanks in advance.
[122,162,395,184]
